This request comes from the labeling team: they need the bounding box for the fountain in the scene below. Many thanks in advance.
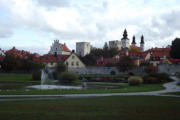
[26,64,82,90]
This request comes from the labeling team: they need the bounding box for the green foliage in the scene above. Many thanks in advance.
[32,71,41,81]
[81,44,119,65]
[1,53,45,72]
[128,76,143,86]
[143,72,172,83]
[55,62,67,74]
[116,56,135,72]
[170,38,180,59]
[1,53,18,72]
[58,72,78,84]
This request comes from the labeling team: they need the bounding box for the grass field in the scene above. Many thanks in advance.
[0,73,39,90]
[0,96,180,120]
[166,92,180,95]
[0,73,165,95]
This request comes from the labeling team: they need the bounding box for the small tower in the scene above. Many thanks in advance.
[121,29,130,49]
[140,35,144,51]
[131,35,136,46]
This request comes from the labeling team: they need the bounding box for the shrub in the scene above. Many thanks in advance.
[128,76,143,86]
[58,72,78,84]
[143,72,172,83]
[143,76,158,84]
[32,71,41,80]
[144,64,158,73]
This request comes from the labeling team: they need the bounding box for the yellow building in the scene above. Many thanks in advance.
[42,53,85,69]
[64,53,85,68]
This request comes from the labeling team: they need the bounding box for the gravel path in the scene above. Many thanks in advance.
[0,76,180,101]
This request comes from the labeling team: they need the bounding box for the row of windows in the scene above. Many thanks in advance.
[66,61,79,66]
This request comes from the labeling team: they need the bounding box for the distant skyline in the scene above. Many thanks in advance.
[0,0,180,54]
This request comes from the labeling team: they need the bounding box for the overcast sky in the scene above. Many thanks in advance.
[0,0,180,54]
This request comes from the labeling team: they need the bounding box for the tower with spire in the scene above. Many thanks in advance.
[121,29,130,49]
[131,35,136,46]
[140,35,145,51]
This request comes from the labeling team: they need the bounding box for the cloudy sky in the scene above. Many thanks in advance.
[0,0,180,54]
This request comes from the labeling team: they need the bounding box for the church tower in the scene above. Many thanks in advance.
[121,29,130,49]
[140,35,144,51]
[131,35,136,46]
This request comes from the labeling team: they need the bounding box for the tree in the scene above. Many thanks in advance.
[129,46,140,53]
[2,53,18,72]
[103,42,109,51]
[144,64,158,73]
[108,47,119,58]
[116,56,135,72]
[56,62,67,74]
[170,38,180,59]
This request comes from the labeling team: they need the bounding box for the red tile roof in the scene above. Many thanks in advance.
[145,48,171,61]
[38,54,70,63]
[6,47,30,59]
[61,44,71,52]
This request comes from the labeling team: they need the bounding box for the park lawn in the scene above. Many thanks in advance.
[166,92,180,95]
[0,96,180,120]
[0,73,40,89]
[0,73,36,82]
[0,84,164,95]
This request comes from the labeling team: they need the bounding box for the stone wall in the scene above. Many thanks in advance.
[68,67,120,75]
[158,63,180,74]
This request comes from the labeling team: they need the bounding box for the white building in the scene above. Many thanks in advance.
[49,40,71,55]
[108,29,145,51]
[109,40,121,50]
[121,29,130,49]
[76,42,91,57]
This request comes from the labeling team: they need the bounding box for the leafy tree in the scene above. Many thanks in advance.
[129,46,140,53]
[103,42,109,51]
[144,64,158,73]
[2,53,18,72]
[108,47,119,58]
[116,56,135,72]
[170,38,180,59]
[56,62,67,74]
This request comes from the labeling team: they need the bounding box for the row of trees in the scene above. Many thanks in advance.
[81,42,119,65]
[0,53,44,72]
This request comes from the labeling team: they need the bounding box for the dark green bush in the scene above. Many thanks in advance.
[32,71,41,80]
[128,76,143,86]
[143,72,172,84]
[58,72,78,84]
[143,76,158,84]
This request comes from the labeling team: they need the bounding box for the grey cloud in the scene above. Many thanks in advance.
[35,0,69,8]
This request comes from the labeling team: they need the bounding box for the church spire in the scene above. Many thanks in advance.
[140,35,144,44]
[132,35,136,45]
[123,29,128,39]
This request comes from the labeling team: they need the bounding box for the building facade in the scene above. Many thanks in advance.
[109,40,121,50]
[76,42,91,57]
[108,29,145,51]
[49,40,71,55]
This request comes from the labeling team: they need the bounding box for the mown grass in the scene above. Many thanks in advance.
[166,92,180,95]
[0,96,180,120]
[0,73,36,82]
[0,84,164,95]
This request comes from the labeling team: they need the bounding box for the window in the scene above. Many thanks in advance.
[66,62,68,66]
[71,62,74,66]
[72,56,75,59]
[76,61,79,66]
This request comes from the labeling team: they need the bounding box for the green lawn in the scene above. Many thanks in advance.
[0,73,40,90]
[0,73,165,95]
[0,84,164,95]
[166,92,180,95]
[0,96,180,120]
